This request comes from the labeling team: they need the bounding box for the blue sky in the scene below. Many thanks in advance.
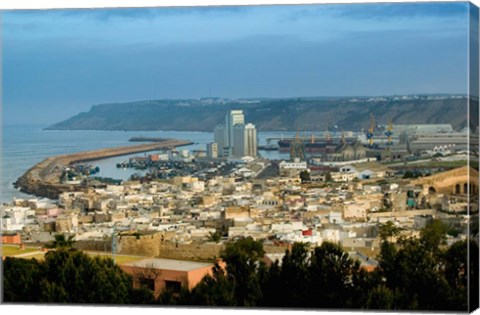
[2,2,471,124]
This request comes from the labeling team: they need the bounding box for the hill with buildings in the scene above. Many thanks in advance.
[45,96,473,132]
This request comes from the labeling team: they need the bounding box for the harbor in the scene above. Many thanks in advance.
[13,139,193,199]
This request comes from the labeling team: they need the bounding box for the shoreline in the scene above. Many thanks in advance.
[13,139,193,199]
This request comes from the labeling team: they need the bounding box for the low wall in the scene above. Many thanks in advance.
[368,209,436,219]
[158,242,224,262]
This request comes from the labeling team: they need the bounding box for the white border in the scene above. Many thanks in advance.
[1,1,479,315]
[0,0,479,10]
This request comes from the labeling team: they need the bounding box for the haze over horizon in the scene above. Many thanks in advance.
[3,2,471,125]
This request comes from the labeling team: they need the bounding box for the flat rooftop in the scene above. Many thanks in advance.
[123,257,213,272]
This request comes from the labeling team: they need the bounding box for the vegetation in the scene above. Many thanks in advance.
[413,160,468,169]
[1,245,40,257]
[402,171,420,179]
[3,248,154,304]
[207,231,222,243]
[3,223,478,310]
[157,221,478,311]
[45,233,76,249]
[299,170,311,183]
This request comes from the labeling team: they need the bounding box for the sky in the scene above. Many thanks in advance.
[1,2,473,125]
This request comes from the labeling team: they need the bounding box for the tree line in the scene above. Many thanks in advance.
[3,220,478,311]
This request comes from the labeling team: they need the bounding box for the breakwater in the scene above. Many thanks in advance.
[14,139,193,199]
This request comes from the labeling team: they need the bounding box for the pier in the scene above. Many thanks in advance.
[14,139,193,199]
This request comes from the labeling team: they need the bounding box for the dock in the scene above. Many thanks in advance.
[14,139,193,199]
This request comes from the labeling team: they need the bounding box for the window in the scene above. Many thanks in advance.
[455,184,461,194]
[139,277,155,291]
[165,280,182,294]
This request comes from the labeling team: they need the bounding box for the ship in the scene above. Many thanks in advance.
[277,135,358,153]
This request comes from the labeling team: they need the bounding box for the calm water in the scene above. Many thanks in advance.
[1,124,291,203]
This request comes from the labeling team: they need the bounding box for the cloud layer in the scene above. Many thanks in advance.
[2,3,470,124]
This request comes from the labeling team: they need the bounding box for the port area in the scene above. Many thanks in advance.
[14,139,193,199]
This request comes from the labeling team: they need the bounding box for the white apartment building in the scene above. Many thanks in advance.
[233,123,257,157]
[226,110,245,149]
[206,142,218,159]
[214,124,227,156]
[245,123,257,157]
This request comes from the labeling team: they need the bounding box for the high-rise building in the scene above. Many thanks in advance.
[245,123,257,157]
[214,124,226,157]
[214,110,256,158]
[233,124,246,157]
[225,110,244,149]
[233,123,257,157]
[206,142,218,159]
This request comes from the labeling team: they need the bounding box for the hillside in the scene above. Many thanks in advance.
[45,96,474,132]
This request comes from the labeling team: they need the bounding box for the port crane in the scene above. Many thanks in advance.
[385,118,394,145]
[290,126,306,162]
[367,113,375,147]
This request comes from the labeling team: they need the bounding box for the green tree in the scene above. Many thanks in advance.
[3,257,43,302]
[220,237,265,306]
[420,219,448,250]
[39,250,134,303]
[46,233,76,249]
[279,243,311,306]
[3,249,154,304]
[378,221,401,242]
[299,170,311,183]
[207,231,222,243]
[188,262,236,306]
[325,172,333,182]
[307,242,360,308]
[258,260,282,307]
[157,286,193,305]
[376,222,465,311]
[260,243,311,307]
[365,285,394,309]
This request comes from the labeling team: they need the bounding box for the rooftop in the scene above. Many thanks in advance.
[123,257,213,272]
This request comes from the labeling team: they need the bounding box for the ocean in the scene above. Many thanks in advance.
[1,124,292,203]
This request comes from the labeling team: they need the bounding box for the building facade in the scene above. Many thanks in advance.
[206,142,218,159]
[226,110,244,149]
[214,110,256,158]
[213,124,226,157]
[245,123,257,157]
[233,124,246,157]
[233,123,257,157]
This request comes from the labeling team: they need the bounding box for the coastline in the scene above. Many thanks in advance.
[13,139,193,199]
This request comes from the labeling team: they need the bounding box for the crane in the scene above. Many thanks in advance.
[367,113,375,147]
[385,118,394,145]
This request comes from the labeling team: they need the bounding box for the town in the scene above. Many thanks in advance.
[2,110,479,300]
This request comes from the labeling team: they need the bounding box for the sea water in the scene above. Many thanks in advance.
[1,124,291,203]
